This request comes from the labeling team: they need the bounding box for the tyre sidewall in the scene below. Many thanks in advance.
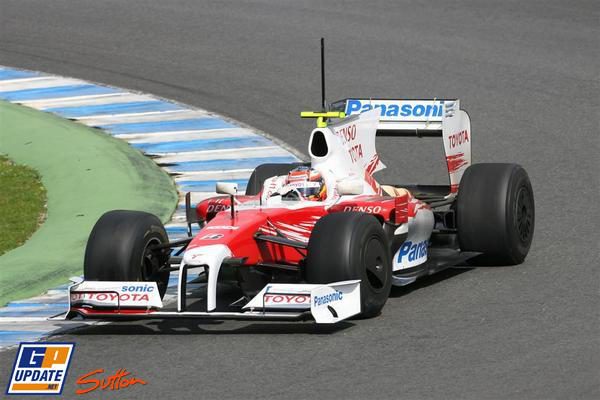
[349,215,392,317]
[503,167,535,263]
[307,212,391,318]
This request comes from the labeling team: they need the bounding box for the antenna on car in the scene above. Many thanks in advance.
[321,37,326,111]
[300,38,345,127]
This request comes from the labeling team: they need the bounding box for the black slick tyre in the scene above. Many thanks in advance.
[306,212,392,318]
[456,163,535,265]
[84,210,170,298]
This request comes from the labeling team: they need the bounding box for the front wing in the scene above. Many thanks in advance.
[56,279,361,324]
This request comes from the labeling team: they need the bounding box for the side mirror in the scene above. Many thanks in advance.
[337,179,363,196]
[216,182,238,196]
[216,182,238,219]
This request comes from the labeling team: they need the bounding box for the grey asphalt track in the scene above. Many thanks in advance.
[1,1,599,399]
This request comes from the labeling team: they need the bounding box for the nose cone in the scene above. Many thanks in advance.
[183,244,232,266]
[181,244,233,312]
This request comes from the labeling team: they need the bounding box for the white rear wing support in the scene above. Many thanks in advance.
[332,99,472,193]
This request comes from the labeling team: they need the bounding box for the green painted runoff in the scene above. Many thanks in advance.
[0,101,178,305]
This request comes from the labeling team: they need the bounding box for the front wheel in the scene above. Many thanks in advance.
[84,210,170,298]
[306,212,392,318]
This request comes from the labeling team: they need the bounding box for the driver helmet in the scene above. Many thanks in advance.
[282,166,327,201]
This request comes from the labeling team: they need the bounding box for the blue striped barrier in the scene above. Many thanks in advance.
[46,100,185,118]
[0,65,302,348]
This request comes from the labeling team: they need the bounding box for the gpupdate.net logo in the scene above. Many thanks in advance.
[6,342,75,395]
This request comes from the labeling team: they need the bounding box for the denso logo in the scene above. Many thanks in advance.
[343,205,382,213]
[397,240,428,263]
[207,204,229,213]
[345,99,444,118]
[335,124,357,144]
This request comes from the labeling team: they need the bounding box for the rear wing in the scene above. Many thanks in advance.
[331,98,472,193]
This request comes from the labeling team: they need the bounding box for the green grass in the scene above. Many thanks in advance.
[0,155,47,256]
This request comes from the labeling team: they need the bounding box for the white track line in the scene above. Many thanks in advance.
[78,110,208,125]
[20,92,127,106]
[0,77,85,92]
[0,76,49,85]
[170,209,188,222]
[25,93,150,108]
[76,109,185,121]
[121,128,257,144]
[72,109,184,123]
[164,222,193,229]
[154,146,290,163]
[173,170,253,181]
[0,318,67,323]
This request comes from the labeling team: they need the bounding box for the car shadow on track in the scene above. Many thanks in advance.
[57,320,354,336]
[51,266,491,338]
[389,266,474,298]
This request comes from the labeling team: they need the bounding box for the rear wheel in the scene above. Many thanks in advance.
[84,210,170,298]
[457,163,535,264]
[306,212,392,318]
[245,162,306,195]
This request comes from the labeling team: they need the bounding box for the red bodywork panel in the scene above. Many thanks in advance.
[190,192,420,266]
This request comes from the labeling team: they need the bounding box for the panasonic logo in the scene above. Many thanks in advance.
[313,290,343,307]
[345,99,444,119]
[397,240,428,263]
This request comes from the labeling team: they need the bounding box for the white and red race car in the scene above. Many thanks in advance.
[63,98,534,324]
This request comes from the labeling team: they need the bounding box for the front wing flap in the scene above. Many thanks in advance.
[60,279,361,324]
[244,280,361,323]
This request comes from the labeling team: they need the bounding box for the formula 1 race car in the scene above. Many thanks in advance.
[62,98,534,324]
